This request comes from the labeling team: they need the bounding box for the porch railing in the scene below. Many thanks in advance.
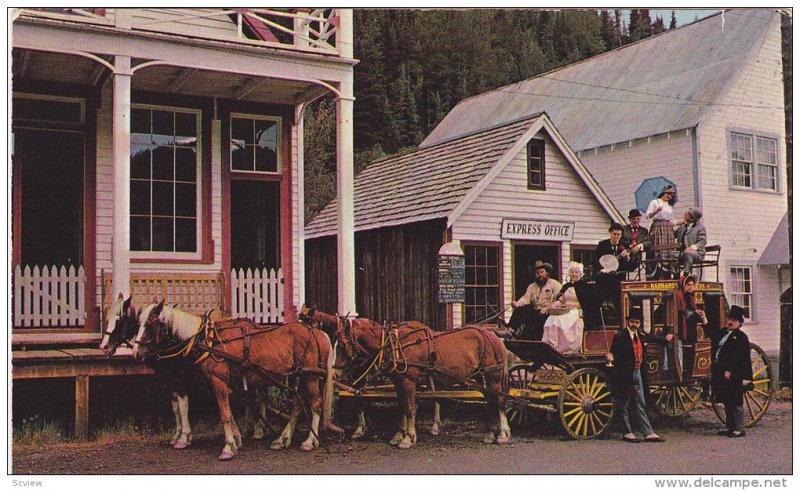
[14,265,86,328]
[16,8,346,57]
[230,267,284,324]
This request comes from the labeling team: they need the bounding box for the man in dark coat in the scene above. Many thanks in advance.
[606,306,673,442]
[712,305,753,437]
[593,223,630,323]
[621,209,652,273]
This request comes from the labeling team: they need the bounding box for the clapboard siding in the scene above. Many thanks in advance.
[580,131,696,218]
[694,13,786,352]
[291,118,303,309]
[129,9,240,40]
[454,132,612,252]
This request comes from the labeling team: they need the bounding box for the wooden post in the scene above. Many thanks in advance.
[335,61,356,317]
[74,375,89,441]
[112,56,132,299]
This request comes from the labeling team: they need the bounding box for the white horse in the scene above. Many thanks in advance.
[133,302,333,460]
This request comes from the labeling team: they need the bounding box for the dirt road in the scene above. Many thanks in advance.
[12,401,791,475]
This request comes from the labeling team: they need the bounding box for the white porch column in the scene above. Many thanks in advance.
[294,103,307,308]
[112,56,132,297]
[335,87,356,315]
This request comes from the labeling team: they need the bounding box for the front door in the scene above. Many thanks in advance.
[13,128,84,268]
[229,180,281,270]
[512,243,561,302]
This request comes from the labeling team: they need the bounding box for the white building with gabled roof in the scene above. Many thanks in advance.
[306,112,624,329]
[421,8,788,353]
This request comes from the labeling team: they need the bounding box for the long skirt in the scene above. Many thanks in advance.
[542,309,583,354]
[649,219,677,278]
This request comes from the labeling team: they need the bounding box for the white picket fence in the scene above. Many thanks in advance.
[230,267,284,324]
[13,265,86,328]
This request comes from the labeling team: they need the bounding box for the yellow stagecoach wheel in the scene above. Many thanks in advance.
[557,368,615,439]
[713,343,773,428]
[506,365,545,427]
[650,383,702,417]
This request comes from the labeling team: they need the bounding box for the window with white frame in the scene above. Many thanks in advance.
[729,266,753,320]
[729,131,779,191]
[464,244,501,325]
[130,106,200,254]
[230,114,280,173]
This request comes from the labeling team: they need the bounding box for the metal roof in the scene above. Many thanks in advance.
[421,9,779,152]
[306,113,624,238]
[758,212,789,266]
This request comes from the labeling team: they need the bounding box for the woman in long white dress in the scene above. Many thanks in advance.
[542,262,585,355]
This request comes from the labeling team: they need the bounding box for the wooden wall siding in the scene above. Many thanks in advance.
[305,220,447,329]
[579,131,696,219]
[454,132,612,273]
[354,220,447,328]
[694,14,785,353]
[127,9,240,39]
[304,236,338,314]
[290,121,303,309]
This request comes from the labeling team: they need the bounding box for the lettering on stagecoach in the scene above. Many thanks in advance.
[622,281,679,292]
[501,218,574,241]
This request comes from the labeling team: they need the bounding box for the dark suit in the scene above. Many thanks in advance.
[712,328,753,431]
[608,327,669,436]
[622,224,652,267]
[593,239,631,320]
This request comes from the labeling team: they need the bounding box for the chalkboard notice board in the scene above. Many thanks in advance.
[437,255,465,303]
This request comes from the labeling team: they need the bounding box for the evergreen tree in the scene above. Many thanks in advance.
[670,10,678,29]
[652,16,666,35]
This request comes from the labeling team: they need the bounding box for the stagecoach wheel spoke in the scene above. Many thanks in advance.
[712,343,772,429]
[558,368,614,440]
[506,365,545,428]
[651,384,701,417]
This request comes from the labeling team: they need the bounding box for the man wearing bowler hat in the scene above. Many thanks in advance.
[606,306,673,442]
[511,260,561,341]
[622,209,652,273]
[712,305,753,437]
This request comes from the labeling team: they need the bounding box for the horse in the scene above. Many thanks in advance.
[133,301,332,460]
[301,306,510,449]
[299,305,442,439]
[99,295,204,449]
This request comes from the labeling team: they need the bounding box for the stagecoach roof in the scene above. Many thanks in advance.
[305,112,622,238]
[420,9,779,152]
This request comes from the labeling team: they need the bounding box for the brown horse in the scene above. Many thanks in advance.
[299,305,441,439]
[301,306,510,449]
[133,301,332,461]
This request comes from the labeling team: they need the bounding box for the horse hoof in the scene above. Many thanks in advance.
[350,427,366,440]
[429,426,440,437]
[397,440,413,449]
[172,441,190,450]
[495,435,511,445]
[389,435,403,446]
[252,429,265,440]
[300,440,318,451]
[218,451,234,461]
[482,434,496,444]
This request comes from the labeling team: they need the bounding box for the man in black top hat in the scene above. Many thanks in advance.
[712,305,753,437]
[606,306,673,442]
[622,209,652,273]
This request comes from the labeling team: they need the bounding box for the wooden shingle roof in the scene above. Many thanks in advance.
[305,114,543,238]
[305,113,623,238]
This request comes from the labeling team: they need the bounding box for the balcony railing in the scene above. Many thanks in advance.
[15,8,347,57]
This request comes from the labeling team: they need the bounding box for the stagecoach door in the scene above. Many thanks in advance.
[511,243,561,301]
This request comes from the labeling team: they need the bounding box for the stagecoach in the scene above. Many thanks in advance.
[502,279,773,439]
[333,279,773,441]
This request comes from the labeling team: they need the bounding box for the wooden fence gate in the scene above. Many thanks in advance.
[230,267,284,324]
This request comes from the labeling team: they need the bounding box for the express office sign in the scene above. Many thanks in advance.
[501,218,575,242]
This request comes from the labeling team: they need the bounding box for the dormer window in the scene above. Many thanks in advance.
[527,138,545,190]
